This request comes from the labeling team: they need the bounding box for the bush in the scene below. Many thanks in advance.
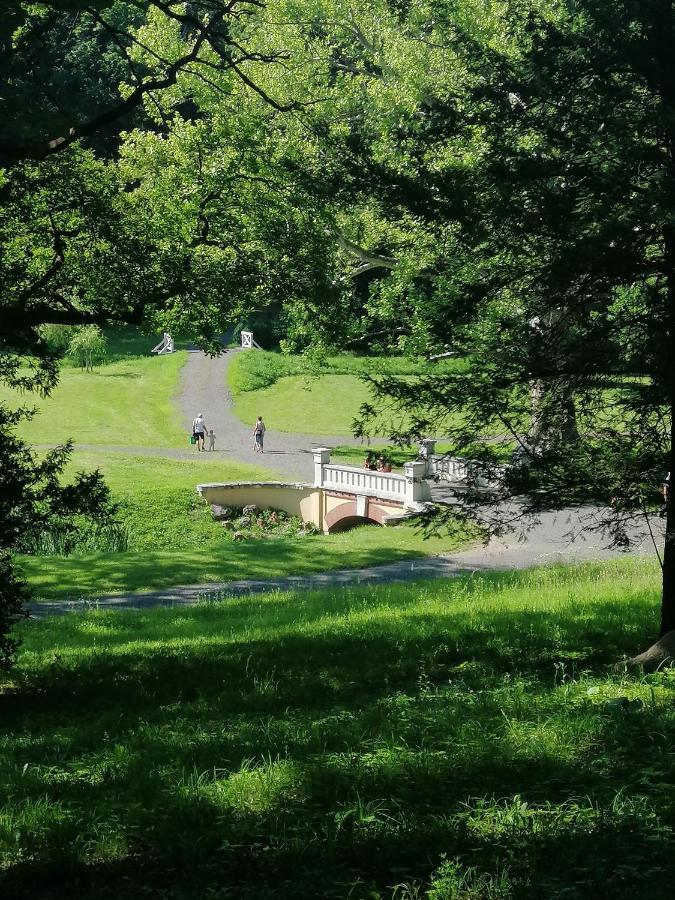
[0,553,28,670]
[217,506,318,539]
[66,326,107,371]
[22,522,130,556]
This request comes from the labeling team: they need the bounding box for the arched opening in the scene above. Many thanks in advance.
[326,515,381,534]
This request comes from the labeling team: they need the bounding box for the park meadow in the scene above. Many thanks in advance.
[5,3,675,899]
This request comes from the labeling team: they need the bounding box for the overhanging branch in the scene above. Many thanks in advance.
[337,233,397,279]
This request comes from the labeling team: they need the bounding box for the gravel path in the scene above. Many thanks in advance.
[178,348,361,481]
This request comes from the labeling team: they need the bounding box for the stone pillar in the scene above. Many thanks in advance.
[312,447,332,487]
[404,461,429,506]
[418,438,437,477]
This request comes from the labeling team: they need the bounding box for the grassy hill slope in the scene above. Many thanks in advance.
[0,329,186,447]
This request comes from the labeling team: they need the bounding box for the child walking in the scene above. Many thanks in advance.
[208,430,216,451]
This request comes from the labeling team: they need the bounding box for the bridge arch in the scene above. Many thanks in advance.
[324,499,387,533]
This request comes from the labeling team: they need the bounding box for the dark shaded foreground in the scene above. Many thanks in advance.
[2,565,674,899]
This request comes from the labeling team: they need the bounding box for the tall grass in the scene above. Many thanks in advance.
[1,560,673,899]
[22,522,130,555]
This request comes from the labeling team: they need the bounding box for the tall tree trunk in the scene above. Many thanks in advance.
[560,396,580,444]
[660,401,675,635]
[653,0,675,638]
[529,381,579,449]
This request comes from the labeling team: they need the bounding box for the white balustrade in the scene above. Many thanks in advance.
[432,456,470,482]
[430,455,505,487]
[312,449,430,507]
[321,464,407,498]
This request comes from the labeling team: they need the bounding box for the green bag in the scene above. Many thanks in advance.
[189,434,196,445]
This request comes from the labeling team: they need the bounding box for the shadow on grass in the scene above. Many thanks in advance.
[1,566,672,899]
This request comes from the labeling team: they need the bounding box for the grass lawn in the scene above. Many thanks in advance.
[232,372,391,435]
[20,516,470,600]
[21,450,473,600]
[62,451,276,551]
[1,559,674,898]
[0,350,186,448]
[228,351,465,435]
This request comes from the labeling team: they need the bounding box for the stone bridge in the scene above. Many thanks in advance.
[198,448,433,533]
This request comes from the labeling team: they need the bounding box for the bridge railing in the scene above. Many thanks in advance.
[418,439,506,486]
[312,449,430,507]
[431,455,473,482]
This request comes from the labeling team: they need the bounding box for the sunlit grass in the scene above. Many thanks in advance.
[20,515,471,600]
[231,372,390,434]
[0,352,186,447]
[228,351,465,435]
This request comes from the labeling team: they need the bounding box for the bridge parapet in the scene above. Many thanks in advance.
[428,453,507,487]
[312,448,429,508]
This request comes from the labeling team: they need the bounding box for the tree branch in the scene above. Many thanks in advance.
[0,7,221,163]
[337,232,397,278]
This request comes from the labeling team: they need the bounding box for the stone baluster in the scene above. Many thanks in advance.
[418,438,437,476]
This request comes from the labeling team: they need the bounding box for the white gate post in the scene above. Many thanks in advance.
[312,448,332,487]
[404,461,428,506]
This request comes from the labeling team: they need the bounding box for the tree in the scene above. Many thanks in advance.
[281,0,675,644]
[67,325,107,370]
[210,0,675,645]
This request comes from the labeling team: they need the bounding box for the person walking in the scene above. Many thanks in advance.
[253,415,265,452]
[192,413,207,452]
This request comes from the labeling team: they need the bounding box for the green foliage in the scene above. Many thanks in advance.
[66,325,107,371]
[1,561,673,897]
[0,405,119,666]
[23,521,130,556]
[219,506,319,539]
[0,552,27,670]
[38,324,72,354]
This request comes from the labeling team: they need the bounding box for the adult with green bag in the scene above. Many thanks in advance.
[192,413,207,452]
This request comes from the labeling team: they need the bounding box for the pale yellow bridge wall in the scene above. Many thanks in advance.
[197,482,410,532]
[198,482,322,527]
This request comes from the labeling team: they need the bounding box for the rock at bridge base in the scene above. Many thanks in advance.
[626,630,675,670]
[210,504,234,521]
